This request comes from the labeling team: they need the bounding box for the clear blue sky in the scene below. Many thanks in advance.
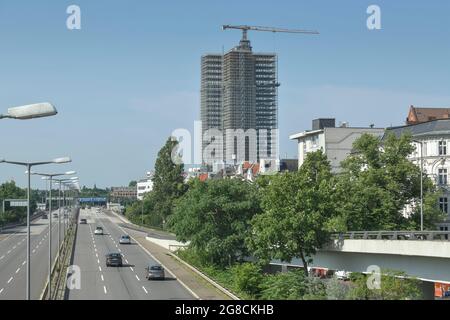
[0,0,449,188]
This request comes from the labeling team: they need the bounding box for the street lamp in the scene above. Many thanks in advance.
[0,103,57,120]
[31,171,76,300]
[413,140,424,231]
[0,157,71,300]
[50,178,78,260]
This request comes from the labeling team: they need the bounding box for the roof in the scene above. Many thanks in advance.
[242,162,260,176]
[289,127,384,141]
[386,119,450,139]
[407,106,450,125]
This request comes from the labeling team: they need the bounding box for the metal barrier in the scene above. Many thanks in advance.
[331,231,450,241]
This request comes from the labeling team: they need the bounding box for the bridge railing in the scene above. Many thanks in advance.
[331,231,450,241]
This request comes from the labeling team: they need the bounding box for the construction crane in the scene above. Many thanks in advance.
[222,25,319,41]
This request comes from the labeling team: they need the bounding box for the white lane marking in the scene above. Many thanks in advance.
[22,261,26,266]
[0,288,3,294]
[97,259,100,264]
[98,266,102,272]
[95,253,98,258]
[103,286,107,294]
[142,286,148,294]
[0,256,4,260]
[15,268,20,274]
[130,267,134,272]
[7,250,11,254]
[101,274,104,282]
[13,246,16,249]
[32,249,36,253]
[125,259,129,264]
[135,275,140,281]
[7,277,13,284]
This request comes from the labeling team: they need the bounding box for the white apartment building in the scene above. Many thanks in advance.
[290,119,385,173]
[387,119,450,230]
[137,172,154,201]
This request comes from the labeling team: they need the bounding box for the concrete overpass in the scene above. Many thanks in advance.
[272,231,450,298]
[310,231,450,283]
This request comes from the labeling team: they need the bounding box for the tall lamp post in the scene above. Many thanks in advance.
[31,172,76,300]
[413,140,424,231]
[0,157,71,300]
[52,178,78,253]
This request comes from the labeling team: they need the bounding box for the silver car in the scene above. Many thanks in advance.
[146,265,165,280]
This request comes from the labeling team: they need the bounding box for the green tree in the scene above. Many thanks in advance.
[128,181,137,187]
[346,270,422,300]
[0,181,27,224]
[168,178,261,267]
[260,270,326,300]
[152,138,187,227]
[247,151,336,275]
[335,133,444,231]
[231,263,264,297]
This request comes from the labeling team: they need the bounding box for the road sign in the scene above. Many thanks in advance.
[10,200,27,207]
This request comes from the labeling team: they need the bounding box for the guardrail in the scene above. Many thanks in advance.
[331,231,450,241]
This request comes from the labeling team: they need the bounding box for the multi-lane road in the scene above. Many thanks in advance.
[0,211,67,300]
[67,208,194,300]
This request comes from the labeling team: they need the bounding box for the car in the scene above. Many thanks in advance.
[106,253,123,267]
[80,219,87,225]
[119,235,131,245]
[335,270,351,281]
[94,227,104,235]
[42,214,48,220]
[53,213,58,218]
[145,265,165,280]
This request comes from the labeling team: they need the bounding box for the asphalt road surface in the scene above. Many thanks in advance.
[67,208,194,300]
[0,210,69,300]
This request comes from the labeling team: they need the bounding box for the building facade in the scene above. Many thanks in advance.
[201,35,278,169]
[137,172,154,201]
[290,119,385,173]
[387,119,450,230]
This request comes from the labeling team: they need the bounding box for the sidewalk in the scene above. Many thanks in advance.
[108,210,231,300]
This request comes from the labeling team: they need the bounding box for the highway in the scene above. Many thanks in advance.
[67,208,194,300]
[0,211,67,300]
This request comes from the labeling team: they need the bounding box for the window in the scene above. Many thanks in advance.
[440,197,449,214]
[439,169,448,185]
[439,141,447,156]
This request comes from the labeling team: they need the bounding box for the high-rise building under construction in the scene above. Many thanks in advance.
[200,33,279,169]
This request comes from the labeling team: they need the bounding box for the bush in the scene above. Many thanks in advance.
[232,263,263,297]
[260,270,328,300]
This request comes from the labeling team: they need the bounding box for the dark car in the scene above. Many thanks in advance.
[79,219,87,224]
[145,265,165,280]
[106,253,123,267]
[42,214,48,220]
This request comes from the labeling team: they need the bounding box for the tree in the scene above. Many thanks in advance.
[260,270,326,300]
[128,181,137,187]
[247,151,336,276]
[346,270,422,300]
[152,138,187,227]
[168,178,261,267]
[232,263,264,297]
[0,181,28,224]
[335,133,445,231]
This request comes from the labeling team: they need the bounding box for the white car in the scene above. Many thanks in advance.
[94,227,104,235]
[335,270,351,280]
[119,235,131,245]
